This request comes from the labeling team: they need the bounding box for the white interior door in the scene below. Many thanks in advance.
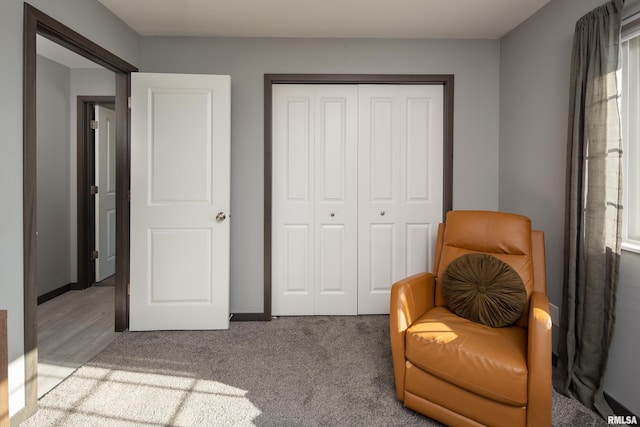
[130,72,231,331]
[357,85,443,314]
[95,105,116,282]
[272,85,358,315]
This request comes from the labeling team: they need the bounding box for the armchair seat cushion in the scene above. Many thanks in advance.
[405,307,528,406]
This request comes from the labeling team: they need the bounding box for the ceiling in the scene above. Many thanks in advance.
[39,0,552,69]
[37,35,104,69]
[97,0,551,40]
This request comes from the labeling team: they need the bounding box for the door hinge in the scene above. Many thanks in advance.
[128,190,131,202]
[128,283,131,295]
[90,250,99,260]
[90,185,99,195]
[90,119,98,130]
[128,97,132,109]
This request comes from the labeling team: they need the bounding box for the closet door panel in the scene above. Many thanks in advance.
[273,85,357,315]
[402,87,443,276]
[314,88,358,315]
[358,85,443,314]
[283,225,312,293]
[369,99,396,202]
[406,223,431,277]
[369,224,397,293]
[285,99,312,202]
[272,86,315,315]
[358,86,401,314]
[406,98,431,201]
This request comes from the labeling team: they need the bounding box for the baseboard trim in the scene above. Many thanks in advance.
[9,404,27,427]
[37,283,76,305]
[553,352,637,418]
[230,313,268,321]
[605,393,638,419]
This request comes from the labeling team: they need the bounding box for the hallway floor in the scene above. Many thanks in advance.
[37,284,119,398]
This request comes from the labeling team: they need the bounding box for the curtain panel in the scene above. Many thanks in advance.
[555,0,624,419]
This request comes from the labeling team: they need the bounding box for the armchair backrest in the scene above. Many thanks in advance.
[433,210,535,327]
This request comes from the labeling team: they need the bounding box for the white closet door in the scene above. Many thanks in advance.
[357,85,443,314]
[272,84,314,315]
[272,85,358,315]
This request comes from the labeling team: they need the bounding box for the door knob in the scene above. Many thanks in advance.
[216,212,227,222]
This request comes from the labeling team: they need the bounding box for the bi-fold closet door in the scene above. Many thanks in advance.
[272,84,443,316]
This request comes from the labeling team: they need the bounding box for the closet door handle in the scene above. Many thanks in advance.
[330,212,336,217]
[380,211,385,216]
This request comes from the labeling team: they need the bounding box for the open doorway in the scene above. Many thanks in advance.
[34,31,118,398]
[35,35,117,300]
[23,3,137,417]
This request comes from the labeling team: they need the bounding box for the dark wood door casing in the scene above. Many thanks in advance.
[261,74,454,321]
[23,3,137,419]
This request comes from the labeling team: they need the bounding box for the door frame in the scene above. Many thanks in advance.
[263,74,454,321]
[23,4,137,417]
[77,97,116,289]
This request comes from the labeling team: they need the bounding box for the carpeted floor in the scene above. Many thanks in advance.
[21,316,607,426]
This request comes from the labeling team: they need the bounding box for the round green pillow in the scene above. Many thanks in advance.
[441,253,527,328]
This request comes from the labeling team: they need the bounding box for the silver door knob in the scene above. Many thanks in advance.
[216,212,227,222]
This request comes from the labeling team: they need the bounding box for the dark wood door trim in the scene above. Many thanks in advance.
[23,4,137,418]
[263,74,454,321]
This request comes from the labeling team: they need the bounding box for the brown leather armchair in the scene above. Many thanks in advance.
[390,210,552,427]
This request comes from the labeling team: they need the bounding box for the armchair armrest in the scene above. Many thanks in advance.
[527,291,552,427]
[389,272,436,401]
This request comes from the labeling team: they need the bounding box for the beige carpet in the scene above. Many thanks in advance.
[21,316,607,426]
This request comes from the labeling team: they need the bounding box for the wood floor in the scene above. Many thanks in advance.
[37,284,119,398]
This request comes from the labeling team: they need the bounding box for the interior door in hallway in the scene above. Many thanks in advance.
[357,85,443,314]
[129,73,231,330]
[272,85,358,315]
[94,105,116,282]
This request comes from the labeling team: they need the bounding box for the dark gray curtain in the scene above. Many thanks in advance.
[555,0,624,419]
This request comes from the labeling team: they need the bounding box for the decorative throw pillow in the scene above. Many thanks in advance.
[441,253,527,328]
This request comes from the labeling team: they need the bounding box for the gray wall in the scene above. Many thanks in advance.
[36,59,116,294]
[36,55,72,297]
[0,0,140,418]
[500,0,640,415]
[140,37,502,313]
